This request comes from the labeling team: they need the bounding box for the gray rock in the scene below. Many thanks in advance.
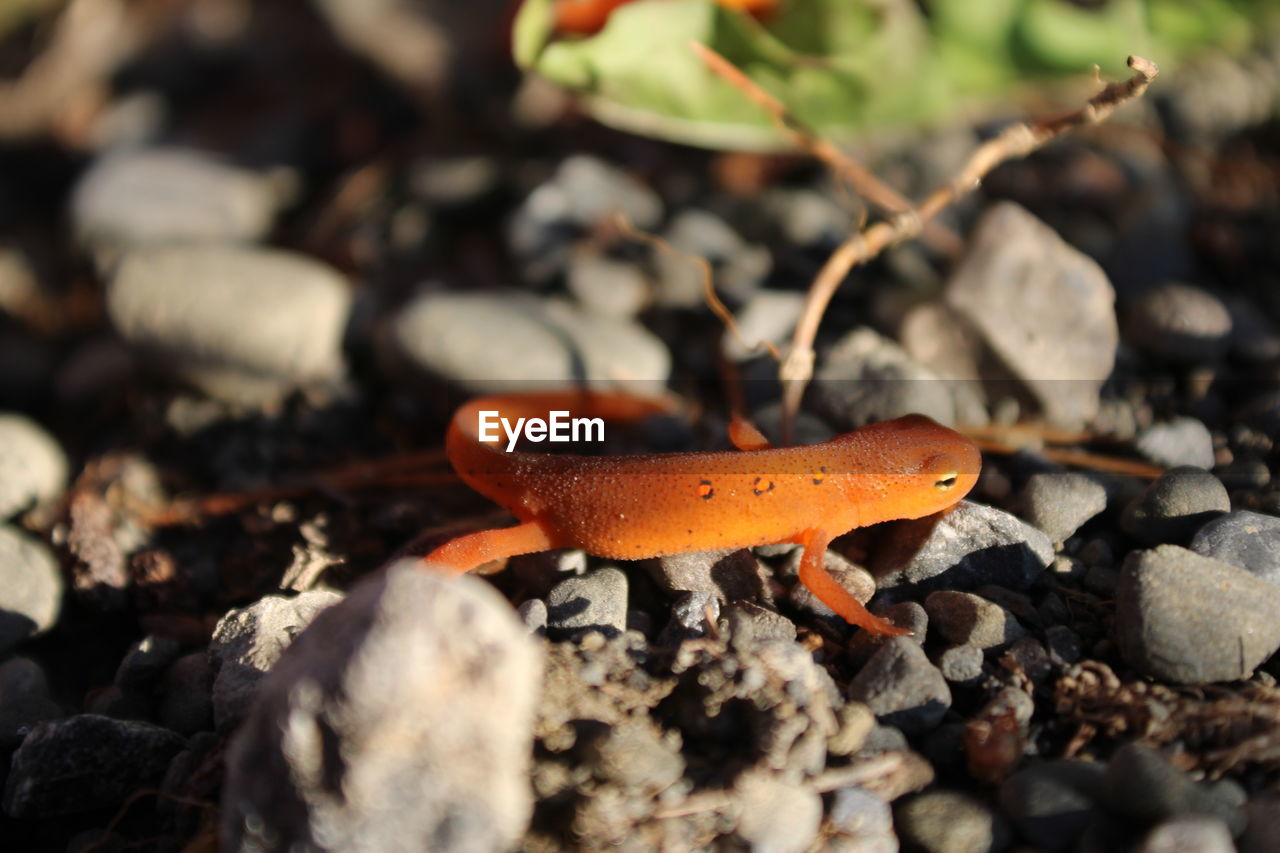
[1116,545,1280,683]
[999,761,1103,851]
[0,414,67,521]
[546,566,628,639]
[761,188,849,249]
[733,771,822,853]
[896,789,1011,853]
[1103,743,1245,834]
[1190,510,1280,585]
[1240,794,1280,853]
[208,588,343,730]
[646,548,769,603]
[936,644,985,686]
[848,636,951,735]
[828,786,897,853]
[1021,472,1108,542]
[409,156,500,208]
[531,155,661,229]
[726,601,797,650]
[566,254,649,319]
[517,598,548,635]
[1135,418,1215,470]
[0,525,63,653]
[1045,625,1084,666]
[1135,816,1234,853]
[721,289,805,362]
[71,147,278,254]
[658,590,721,645]
[653,209,770,307]
[108,246,351,405]
[389,290,670,394]
[115,634,182,689]
[0,657,61,750]
[3,714,185,818]
[159,652,213,735]
[1121,467,1230,546]
[924,590,1025,649]
[221,562,542,853]
[814,326,963,428]
[944,202,1118,430]
[874,501,1054,593]
[1126,282,1232,363]
[846,601,928,665]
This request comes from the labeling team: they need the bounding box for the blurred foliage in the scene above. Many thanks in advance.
[514,0,1280,149]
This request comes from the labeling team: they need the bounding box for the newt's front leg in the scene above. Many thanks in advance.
[423,520,557,573]
[797,529,912,637]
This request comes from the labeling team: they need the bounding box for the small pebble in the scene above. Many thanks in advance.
[115,635,182,689]
[0,525,64,654]
[924,590,1026,649]
[1116,545,1280,683]
[657,590,720,645]
[721,289,805,362]
[828,786,896,853]
[1121,467,1231,546]
[726,601,797,650]
[71,147,278,255]
[874,501,1054,593]
[1135,417,1216,470]
[653,209,770,307]
[222,563,542,853]
[517,598,548,635]
[1125,281,1233,363]
[207,588,343,730]
[547,567,628,639]
[1103,743,1245,834]
[847,601,928,666]
[999,760,1104,851]
[3,714,185,818]
[0,414,67,521]
[389,291,670,394]
[936,644,985,686]
[814,327,961,428]
[646,548,768,603]
[733,771,821,853]
[1134,816,1235,853]
[895,789,1012,853]
[943,202,1119,430]
[1020,472,1108,543]
[1190,510,1280,585]
[0,657,61,750]
[1044,625,1084,665]
[108,245,352,405]
[847,636,951,735]
[566,254,649,318]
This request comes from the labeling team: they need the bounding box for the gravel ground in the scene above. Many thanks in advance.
[2,3,1280,852]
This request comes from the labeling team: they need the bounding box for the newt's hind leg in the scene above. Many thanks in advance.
[423,521,556,573]
[797,529,912,637]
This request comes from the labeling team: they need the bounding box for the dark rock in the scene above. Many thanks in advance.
[115,635,182,689]
[874,501,1054,593]
[846,601,928,666]
[1116,545,1280,682]
[1121,467,1230,546]
[999,760,1104,851]
[943,202,1118,430]
[208,588,343,730]
[1020,472,1107,543]
[924,590,1025,649]
[0,414,67,521]
[726,601,796,650]
[848,636,951,735]
[0,657,61,750]
[646,548,769,603]
[0,525,63,654]
[1045,625,1084,665]
[896,789,1011,853]
[1135,417,1215,470]
[158,653,214,735]
[108,246,351,405]
[1240,793,1280,853]
[222,562,542,853]
[547,567,628,639]
[1125,281,1232,363]
[3,715,184,818]
[1103,743,1245,834]
[1190,510,1280,585]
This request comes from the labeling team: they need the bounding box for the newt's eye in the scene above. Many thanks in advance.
[934,472,959,491]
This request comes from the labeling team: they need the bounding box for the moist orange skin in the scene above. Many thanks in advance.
[425,391,981,636]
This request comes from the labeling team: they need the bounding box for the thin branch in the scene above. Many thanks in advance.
[778,56,1159,441]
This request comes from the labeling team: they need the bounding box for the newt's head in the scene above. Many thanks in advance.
[835,414,982,525]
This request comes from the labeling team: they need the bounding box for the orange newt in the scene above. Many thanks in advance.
[554,0,778,35]
[424,391,981,636]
